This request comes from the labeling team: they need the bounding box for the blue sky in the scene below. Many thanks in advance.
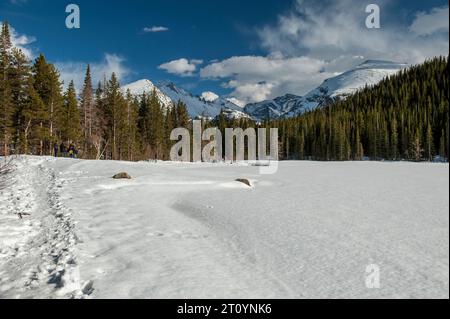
[1,0,449,105]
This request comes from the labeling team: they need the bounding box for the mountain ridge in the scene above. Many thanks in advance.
[121,60,408,121]
[157,81,244,119]
[244,60,408,120]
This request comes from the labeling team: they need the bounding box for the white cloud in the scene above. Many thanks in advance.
[200,54,336,104]
[0,22,36,59]
[158,58,203,77]
[199,1,449,104]
[228,81,275,104]
[143,26,169,33]
[258,0,448,64]
[56,53,131,90]
[409,6,449,36]
[200,91,219,102]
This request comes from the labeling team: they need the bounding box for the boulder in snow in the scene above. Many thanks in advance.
[112,172,132,179]
[81,280,94,295]
[235,178,252,187]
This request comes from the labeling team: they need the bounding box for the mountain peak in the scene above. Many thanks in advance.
[122,79,155,93]
[122,79,173,109]
[157,82,243,118]
[244,59,409,120]
[157,81,190,96]
[308,59,408,100]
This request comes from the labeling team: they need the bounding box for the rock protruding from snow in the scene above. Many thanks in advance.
[235,178,252,187]
[81,280,94,295]
[122,79,173,110]
[112,172,132,179]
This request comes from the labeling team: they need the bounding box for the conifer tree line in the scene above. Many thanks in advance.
[206,56,449,162]
[0,22,190,161]
[268,56,449,161]
[1,20,448,162]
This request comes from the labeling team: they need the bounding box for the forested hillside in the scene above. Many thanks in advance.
[211,56,448,162]
[268,56,449,161]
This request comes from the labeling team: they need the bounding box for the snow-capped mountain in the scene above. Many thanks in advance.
[307,60,409,99]
[122,79,246,119]
[122,60,407,121]
[157,81,244,119]
[244,94,305,121]
[122,79,173,110]
[245,60,408,120]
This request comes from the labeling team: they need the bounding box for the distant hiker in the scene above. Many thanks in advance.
[60,142,67,157]
[53,143,59,157]
[68,144,77,159]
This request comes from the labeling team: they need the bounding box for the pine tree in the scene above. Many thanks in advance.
[439,129,447,160]
[164,105,175,160]
[104,73,128,160]
[298,130,305,160]
[33,54,63,154]
[9,48,31,149]
[355,127,364,160]
[80,64,95,156]
[390,117,398,160]
[138,92,150,155]
[61,81,81,145]
[148,89,165,159]
[410,129,423,162]
[0,22,13,156]
[92,81,107,159]
[176,100,190,128]
[18,76,46,154]
[425,122,434,161]
[124,90,140,160]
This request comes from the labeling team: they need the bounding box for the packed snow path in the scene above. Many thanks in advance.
[0,156,448,298]
[0,157,85,298]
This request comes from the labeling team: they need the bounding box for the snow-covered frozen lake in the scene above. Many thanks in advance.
[0,156,448,298]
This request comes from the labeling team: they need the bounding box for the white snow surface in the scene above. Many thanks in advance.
[0,156,448,298]
[309,60,408,99]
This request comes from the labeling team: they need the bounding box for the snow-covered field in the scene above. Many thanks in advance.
[0,156,448,299]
